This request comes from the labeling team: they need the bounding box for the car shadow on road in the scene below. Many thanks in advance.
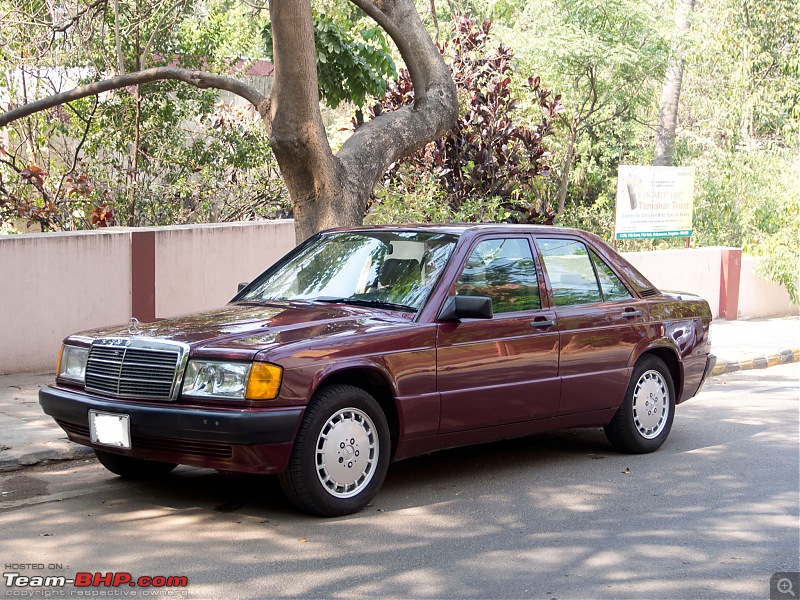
[114,426,615,516]
[1,402,796,600]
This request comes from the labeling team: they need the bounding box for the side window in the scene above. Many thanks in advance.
[590,250,632,302]
[538,239,602,306]
[456,238,541,314]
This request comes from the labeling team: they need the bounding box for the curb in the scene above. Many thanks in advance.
[712,348,800,376]
[0,443,94,473]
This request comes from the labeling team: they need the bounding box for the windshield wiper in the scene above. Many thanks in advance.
[311,297,418,313]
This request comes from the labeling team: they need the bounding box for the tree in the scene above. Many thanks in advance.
[680,0,800,300]
[498,0,670,214]
[0,0,458,242]
[0,0,277,231]
[653,0,695,166]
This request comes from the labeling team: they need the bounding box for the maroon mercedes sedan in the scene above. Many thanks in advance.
[40,225,715,516]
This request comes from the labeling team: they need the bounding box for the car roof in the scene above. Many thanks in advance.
[321,223,587,237]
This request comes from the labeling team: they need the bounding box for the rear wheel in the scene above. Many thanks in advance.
[604,355,676,453]
[94,449,177,479]
[279,384,390,517]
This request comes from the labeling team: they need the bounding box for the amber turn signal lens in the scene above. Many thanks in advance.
[56,344,65,375]
[245,363,283,400]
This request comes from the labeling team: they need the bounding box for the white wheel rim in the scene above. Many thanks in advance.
[315,408,378,499]
[632,369,670,439]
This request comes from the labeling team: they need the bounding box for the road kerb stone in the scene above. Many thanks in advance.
[712,348,800,376]
[0,443,93,473]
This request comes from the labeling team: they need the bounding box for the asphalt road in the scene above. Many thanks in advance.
[1,363,798,600]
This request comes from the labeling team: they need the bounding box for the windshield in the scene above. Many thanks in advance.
[240,230,459,312]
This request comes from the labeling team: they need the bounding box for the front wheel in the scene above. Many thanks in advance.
[279,384,391,517]
[604,355,676,454]
[94,449,177,479]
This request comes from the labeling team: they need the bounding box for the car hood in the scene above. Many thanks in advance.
[72,302,414,360]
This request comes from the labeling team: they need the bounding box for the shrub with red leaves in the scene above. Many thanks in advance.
[91,203,115,227]
[366,16,563,224]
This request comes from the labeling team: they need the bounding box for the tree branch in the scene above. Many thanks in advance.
[349,0,439,105]
[348,0,404,47]
[0,155,22,174]
[113,0,125,73]
[334,0,457,217]
[0,67,270,128]
[428,0,440,43]
[56,97,99,199]
[52,0,108,33]
[141,0,187,67]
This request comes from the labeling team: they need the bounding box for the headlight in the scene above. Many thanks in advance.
[181,360,283,401]
[182,361,251,399]
[57,344,89,383]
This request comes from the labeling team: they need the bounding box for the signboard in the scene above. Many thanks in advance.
[614,166,695,240]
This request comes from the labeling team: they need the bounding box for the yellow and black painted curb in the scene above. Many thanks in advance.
[712,348,800,376]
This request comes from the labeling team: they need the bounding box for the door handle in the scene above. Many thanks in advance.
[530,319,555,328]
[622,309,643,318]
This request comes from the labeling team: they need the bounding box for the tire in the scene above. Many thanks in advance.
[604,355,676,454]
[94,449,177,479]
[279,384,391,517]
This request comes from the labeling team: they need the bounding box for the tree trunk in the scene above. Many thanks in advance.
[128,9,141,226]
[557,123,577,214]
[267,0,345,242]
[129,85,141,226]
[268,0,458,243]
[653,0,695,166]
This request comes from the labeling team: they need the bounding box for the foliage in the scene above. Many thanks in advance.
[693,147,800,303]
[368,16,563,225]
[555,195,616,240]
[1,0,797,304]
[497,0,670,213]
[262,9,397,109]
[0,0,287,232]
[758,221,800,305]
[683,0,800,146]
[84,101,290,227]
[367,173,518,224]
[672,0,800,298]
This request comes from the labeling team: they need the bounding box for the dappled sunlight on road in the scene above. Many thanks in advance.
[1,364,797,599]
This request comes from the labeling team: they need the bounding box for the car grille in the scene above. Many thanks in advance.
[84,338,188,401]
[134,435,233,459]
[55,420,233,459]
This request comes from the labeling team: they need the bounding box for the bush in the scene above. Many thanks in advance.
[366,16,562,225]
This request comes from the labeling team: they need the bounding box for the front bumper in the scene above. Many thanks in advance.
[39,385,303,474]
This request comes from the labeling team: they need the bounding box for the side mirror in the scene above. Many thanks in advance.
[237,282,249,293]
[438,295,493,321]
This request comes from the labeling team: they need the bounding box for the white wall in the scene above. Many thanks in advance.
[155,221,295,318]
[738,256,799,319]
[622,247,726,318]
[0,229,132,374]
[0,221,295,374]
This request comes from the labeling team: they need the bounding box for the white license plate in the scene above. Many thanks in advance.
[89,410,131,449]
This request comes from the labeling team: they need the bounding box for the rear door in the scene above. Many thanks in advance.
[534,236,648,415]
[436,235,560,432]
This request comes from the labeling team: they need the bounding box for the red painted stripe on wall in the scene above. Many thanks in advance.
[719,248,742,320]
[131,231,156,322]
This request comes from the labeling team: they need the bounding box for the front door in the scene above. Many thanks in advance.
[436,236,560,432]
